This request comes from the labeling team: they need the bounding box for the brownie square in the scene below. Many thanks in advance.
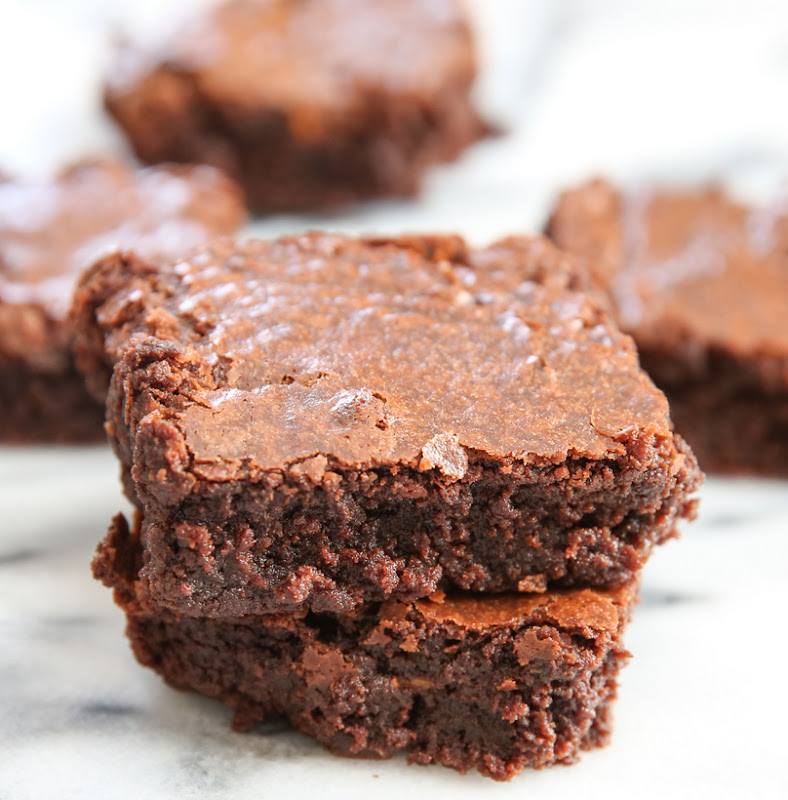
[0,160,245,443]
[96,513,636,781]
[547,179,788,476]
[103,0,486,213]
[72,233,699,615]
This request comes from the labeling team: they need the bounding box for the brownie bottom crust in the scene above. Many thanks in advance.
[99,515,635,781]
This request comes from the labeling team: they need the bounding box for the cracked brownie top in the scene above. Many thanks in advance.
[73,232,678,478]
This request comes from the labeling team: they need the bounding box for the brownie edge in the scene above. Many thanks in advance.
[98,514,636,781]
[0,160,246,443]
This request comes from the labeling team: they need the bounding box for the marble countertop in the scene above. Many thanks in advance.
[1,1,788,797]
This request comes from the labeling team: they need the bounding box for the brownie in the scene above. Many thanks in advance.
[72,232,700,614]
[547,179,788,476]
[0,159,245,443]
[97,513,636,781]
[103,0,486,213]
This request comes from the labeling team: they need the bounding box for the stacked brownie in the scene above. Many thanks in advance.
[547,179,788,476]
[0,159,245,442]
[72,233,701,779]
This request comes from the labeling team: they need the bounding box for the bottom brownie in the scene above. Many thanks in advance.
[98,515,636,780]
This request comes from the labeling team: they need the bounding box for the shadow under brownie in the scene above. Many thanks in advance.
[73,233,700,615]
[0,160,245,443]
[97,513,636,781]
[103,0,487,213]
[547,178,788,477]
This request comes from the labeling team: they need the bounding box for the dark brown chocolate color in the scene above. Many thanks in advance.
[103,0,486,212]
[74,232,699,614]
[97,514,635,781]
[0,159,245,443]
[547,179,788,476]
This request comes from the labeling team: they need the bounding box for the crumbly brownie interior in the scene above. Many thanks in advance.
[99,515,634,781]
[123,437,695,615]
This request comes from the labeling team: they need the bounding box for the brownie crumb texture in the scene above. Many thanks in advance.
[74,233,701,615]
[80,232,701,778]
[98,514,635,781]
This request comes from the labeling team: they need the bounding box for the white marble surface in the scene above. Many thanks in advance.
[1,0,788,797]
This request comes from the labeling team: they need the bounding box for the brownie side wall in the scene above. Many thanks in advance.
[667,391,788,477]
[104,65,484,213]
[0,361,106,443]
[121,596,630,780]
[132,447,694,616]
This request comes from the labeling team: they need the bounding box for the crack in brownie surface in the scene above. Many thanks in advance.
[74,233,700,614]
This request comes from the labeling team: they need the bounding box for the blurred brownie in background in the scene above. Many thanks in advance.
[103,0,487,213]
[0,160,245,443]
[547,179,788,477]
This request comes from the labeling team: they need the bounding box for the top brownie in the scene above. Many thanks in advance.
[103,0,484,212]
[547,179,788,475]
[73,233,700,615]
